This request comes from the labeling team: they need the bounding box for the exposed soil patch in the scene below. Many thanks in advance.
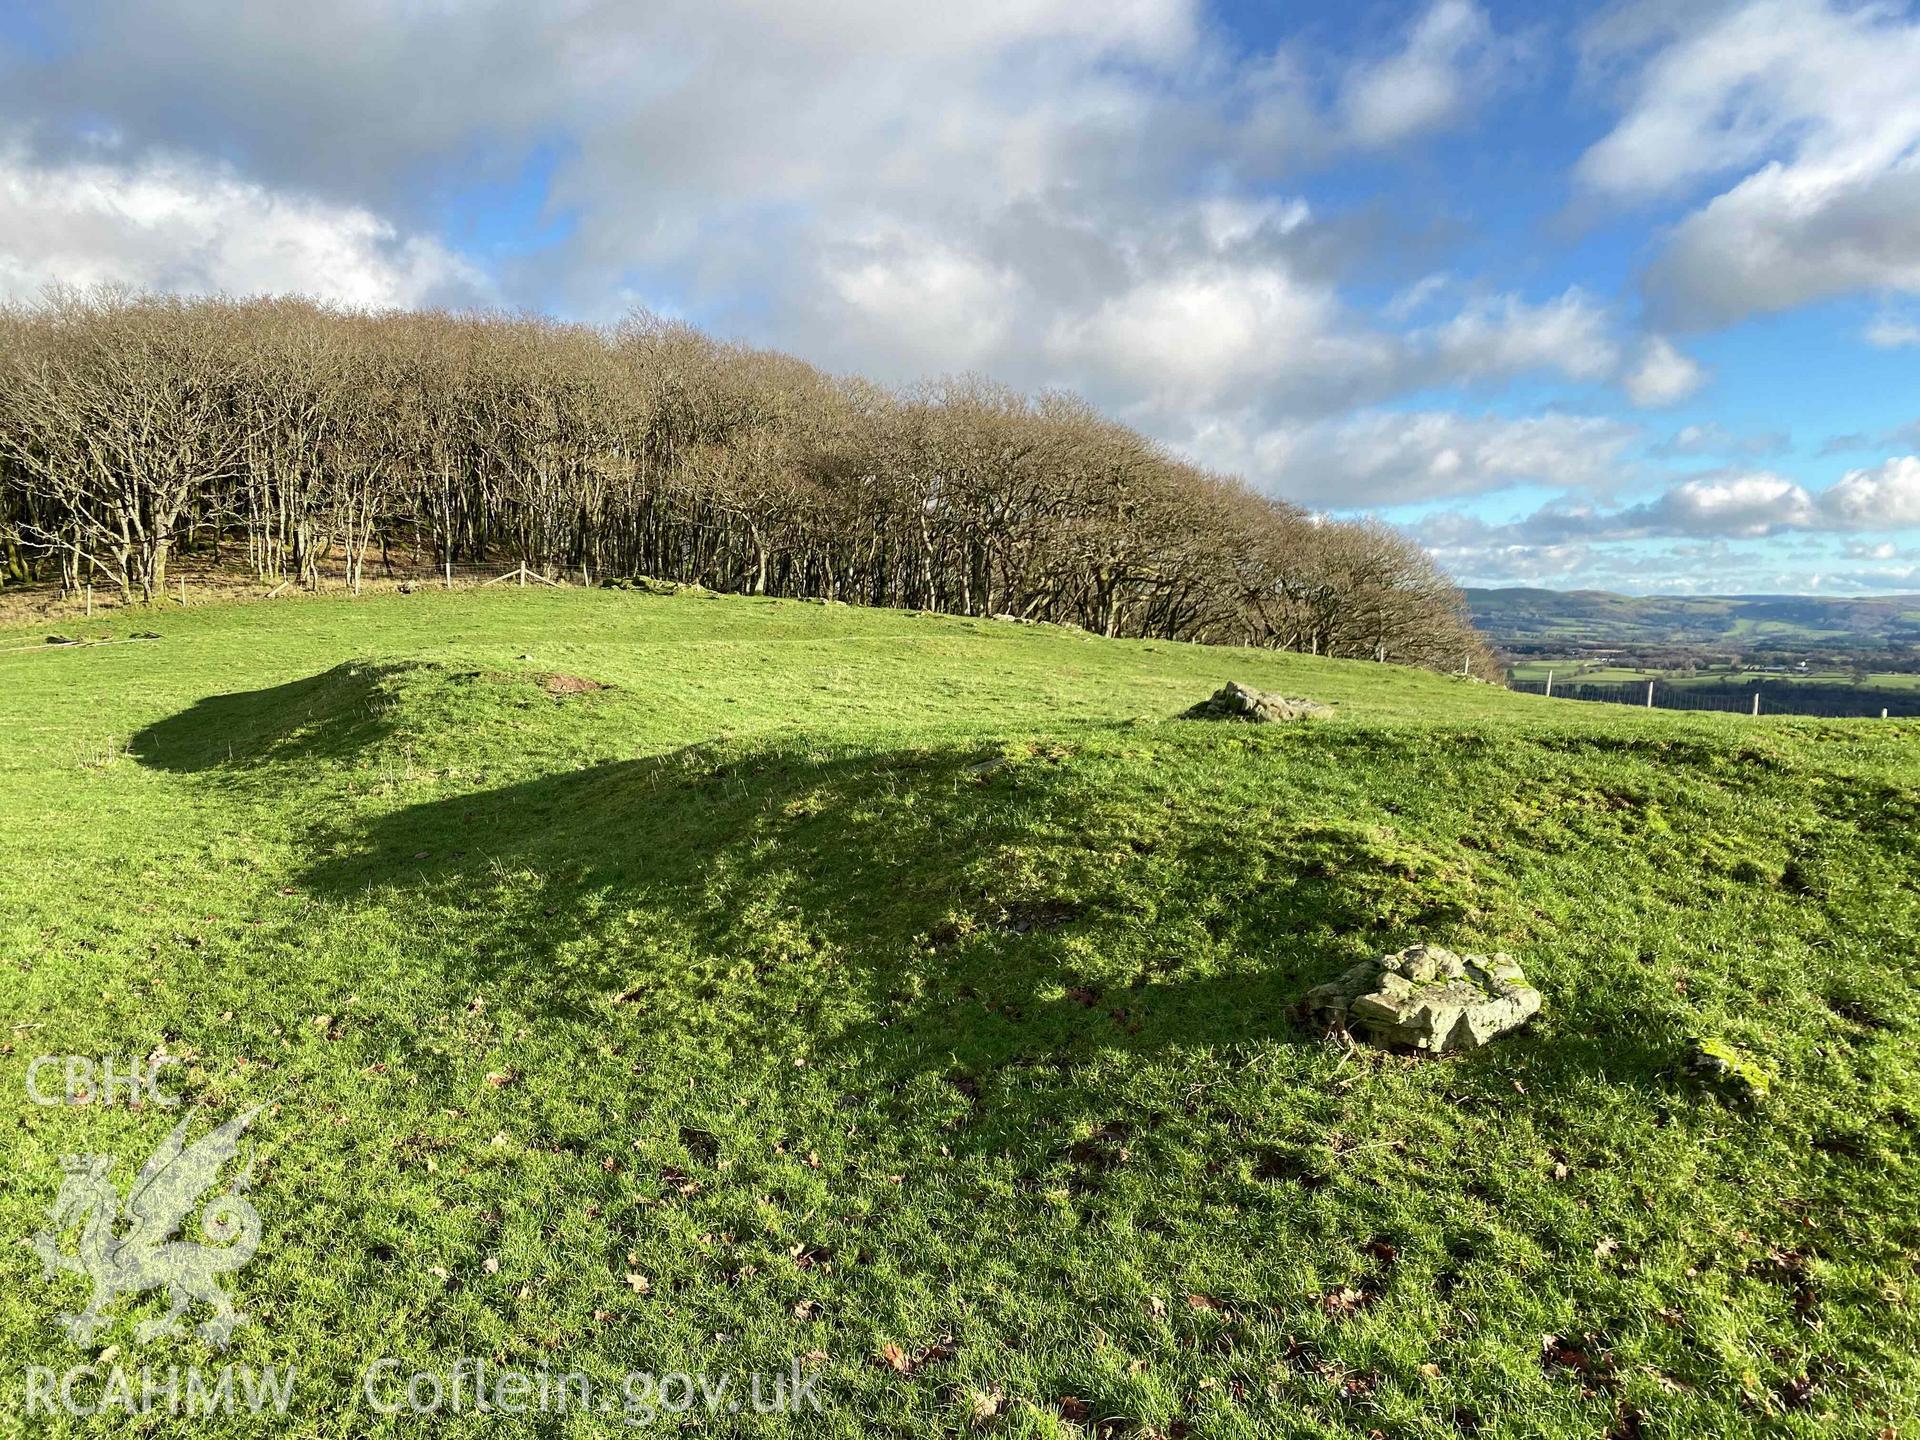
[541,672,607,694]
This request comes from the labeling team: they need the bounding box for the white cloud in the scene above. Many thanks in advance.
[1044,259,1393,412]
[824,229,1024,370]
[1580,0,1920,327]
[1340,1,1507,148]
[1652,421,1788,458]
[1191,410,1642,507]
[1866,315,1920,348]
[1430,532,1920,595]
[1414,455,1920,588]
[1049,270,1647,440]
[1844,540,1901,561]
[1823,455,1920,529]
[1458,473,1820,546]
[0,2,1556,394]
[1421,290,1621,384]
[1654,472,1817,537]
[0,141,484,308]
[1647,159,1920,327]
[1622,336,1709,406]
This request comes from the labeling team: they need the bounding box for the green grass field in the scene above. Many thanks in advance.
[4,590,1918,1438]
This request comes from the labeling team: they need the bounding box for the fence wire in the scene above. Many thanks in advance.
[1508,679,1919,719]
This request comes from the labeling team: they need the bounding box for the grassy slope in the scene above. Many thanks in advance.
[3,590,1918,1439]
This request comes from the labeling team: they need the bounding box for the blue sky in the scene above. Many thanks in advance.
[2,0,1917,594]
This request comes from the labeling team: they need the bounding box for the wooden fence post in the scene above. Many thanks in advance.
[179,577,187,606]
[1646,680,1655,709]
[444,556,453,589]
[1544,669,1553,698]
[1752,692,1760,717]
[84,584,93,617]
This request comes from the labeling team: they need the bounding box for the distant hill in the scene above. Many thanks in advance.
[1464,587,1920,653]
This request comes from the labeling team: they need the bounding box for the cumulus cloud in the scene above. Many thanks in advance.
[1580,0,1920,328]
[1427,531,1920,595]
[1647,161,1920,328]
[0,141,486,307]
[1652,422,1789,458]
[1049,268,1658,447]
[1340,1,1510,148]
[1644,472,1818,537]
[1421,290,1621,384]
[822,228,1025,372]
[1187,410,1642,508]
[1413,454,1920,591]
[1046,259,1381,410]
[1621,336,1709,406]
[1823,455,1920,529]
[0,0,1440,303]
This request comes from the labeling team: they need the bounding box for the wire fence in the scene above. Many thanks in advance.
[1508,679,1920,719]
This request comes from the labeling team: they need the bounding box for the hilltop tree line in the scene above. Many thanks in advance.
[0,291,1491,671]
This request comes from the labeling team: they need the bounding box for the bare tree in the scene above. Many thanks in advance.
[0,291,254,601]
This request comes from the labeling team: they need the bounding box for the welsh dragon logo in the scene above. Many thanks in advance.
[28,1105,266,1347]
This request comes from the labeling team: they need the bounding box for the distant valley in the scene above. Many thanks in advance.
[1465,588,1920,657]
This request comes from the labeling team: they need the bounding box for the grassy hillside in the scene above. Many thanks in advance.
[3,590,1918,1438]
[1466,587,1920,652]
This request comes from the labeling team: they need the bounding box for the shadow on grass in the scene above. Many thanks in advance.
[133,660,418,772]
[281,733,1683,1112]
[135,667,1698,1160]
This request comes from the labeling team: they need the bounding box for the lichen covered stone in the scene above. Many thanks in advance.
[1684,1036,1771,1104]
[1305,943,1542,1053]
[1182,682,1331,724]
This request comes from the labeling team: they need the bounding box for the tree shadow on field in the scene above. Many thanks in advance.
[290,740,1343,1053]
[133,661,419,773]
[275,723,1687,1139]
[132,665,1697,1176]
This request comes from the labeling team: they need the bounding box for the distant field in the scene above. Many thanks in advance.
[4,590,1918,1437]
[1509,660,1920,691]
[1468,587,1920,651]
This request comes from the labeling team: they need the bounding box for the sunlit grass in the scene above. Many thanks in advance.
[3,589,1917,1437]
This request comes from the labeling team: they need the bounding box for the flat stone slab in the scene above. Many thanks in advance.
[1183,681,1331,723]
[1305,943,1542,1053]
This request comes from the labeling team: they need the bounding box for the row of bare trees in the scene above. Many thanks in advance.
[0,291,1492,671]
